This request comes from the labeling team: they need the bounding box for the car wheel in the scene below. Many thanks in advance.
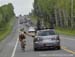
[34,45,37,51]
[34,48,37,51]
[56,46,61,50]
[34,47,38,51]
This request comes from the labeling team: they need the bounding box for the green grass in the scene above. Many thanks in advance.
[0,17,16,41]
[0,28,10,41]
[55,27,75,36]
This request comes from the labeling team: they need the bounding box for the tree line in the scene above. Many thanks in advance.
[0,3,15,29]
[33,0,75,29]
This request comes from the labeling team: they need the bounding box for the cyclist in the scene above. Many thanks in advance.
[19,29,26,51]
[19,28,35,51]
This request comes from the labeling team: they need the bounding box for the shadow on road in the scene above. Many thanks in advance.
[35,48,61,52]
[24,48,61,53]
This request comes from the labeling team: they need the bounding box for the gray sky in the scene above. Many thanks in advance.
[0,0,34,16]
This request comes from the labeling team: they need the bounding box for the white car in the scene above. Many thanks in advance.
[28,27,36,36]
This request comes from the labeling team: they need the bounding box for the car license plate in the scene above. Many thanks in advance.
[45,44,50,46]
[43,40,50,43]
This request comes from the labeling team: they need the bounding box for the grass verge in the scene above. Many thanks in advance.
[55,27,75,36]
[0,17,16,41]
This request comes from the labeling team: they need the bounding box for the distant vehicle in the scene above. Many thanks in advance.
[19,19,24,24]
[33,29,60,50]
[28,26,36,36]
[25,22,30,27]
[24,19,27,23]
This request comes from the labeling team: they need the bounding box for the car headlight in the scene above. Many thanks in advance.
[51,36,60,40]
[35,37,42,41]
[35,38,39,40]
[34,38,39,41]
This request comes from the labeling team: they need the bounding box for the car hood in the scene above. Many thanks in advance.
[35,35,58,39]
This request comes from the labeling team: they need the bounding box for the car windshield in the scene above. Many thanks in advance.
[37,30,55,36]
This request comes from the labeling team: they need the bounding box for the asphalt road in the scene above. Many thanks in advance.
[0,18,75,57]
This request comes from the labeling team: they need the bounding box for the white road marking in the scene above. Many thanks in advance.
[60,36,75,41]
[62,38,75,40]
[11,38,19,57]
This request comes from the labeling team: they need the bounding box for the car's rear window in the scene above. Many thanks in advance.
[37,30,55,36]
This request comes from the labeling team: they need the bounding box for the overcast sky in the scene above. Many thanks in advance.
[0,0,34,16]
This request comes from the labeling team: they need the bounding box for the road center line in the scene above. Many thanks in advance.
[61,46,75,54]
[11,38,19,57]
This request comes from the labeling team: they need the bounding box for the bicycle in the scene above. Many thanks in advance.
[20,39,26,51]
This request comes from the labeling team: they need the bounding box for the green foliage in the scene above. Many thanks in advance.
[0,3,15,28]
[33,0,75,29]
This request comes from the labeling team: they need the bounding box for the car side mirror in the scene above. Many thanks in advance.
[32,35,35,38]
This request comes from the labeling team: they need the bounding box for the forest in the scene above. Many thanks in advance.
[33,0,75,29]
